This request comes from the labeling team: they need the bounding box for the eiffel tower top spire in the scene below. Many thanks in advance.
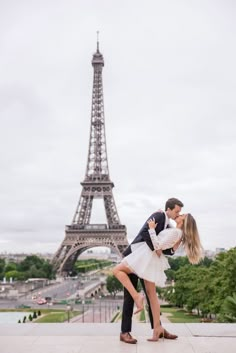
[92,31,104,66]
[96,30,100,53]
[85,36,109,182]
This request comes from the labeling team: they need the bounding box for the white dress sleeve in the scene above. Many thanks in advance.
[149,228,182,250]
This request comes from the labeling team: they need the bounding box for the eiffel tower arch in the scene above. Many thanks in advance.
[52,39,129,275]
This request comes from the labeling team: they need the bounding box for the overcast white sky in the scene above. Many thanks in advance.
[0,0,235,254]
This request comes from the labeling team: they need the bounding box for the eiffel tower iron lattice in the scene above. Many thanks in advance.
[52,40,129,275]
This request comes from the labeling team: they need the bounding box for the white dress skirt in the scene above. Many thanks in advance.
[122,228,182,287]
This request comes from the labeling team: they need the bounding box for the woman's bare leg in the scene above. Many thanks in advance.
[113,263,144,314]
[144,280,164,341]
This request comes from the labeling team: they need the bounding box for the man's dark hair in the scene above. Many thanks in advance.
[165,198,184,211]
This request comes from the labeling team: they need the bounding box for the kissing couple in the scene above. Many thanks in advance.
[113,197,203,343]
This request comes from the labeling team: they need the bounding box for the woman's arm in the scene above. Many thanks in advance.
[147,218,181,251]
[147,218,162,250]
[173,237,183,252]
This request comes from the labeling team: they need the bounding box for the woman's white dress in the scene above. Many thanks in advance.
[122,228,182,286]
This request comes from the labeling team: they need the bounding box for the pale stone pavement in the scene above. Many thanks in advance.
[1,323,235,353]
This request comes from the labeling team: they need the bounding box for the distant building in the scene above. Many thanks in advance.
[0,253,54,263]
[79,252,110,260]
[171,247,226,260]
[215,247,226,255]
[204,249,215,259]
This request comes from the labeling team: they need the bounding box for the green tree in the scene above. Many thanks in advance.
[163,248,236,320]
[166,264,193,307]
[210,248,236,316]
[33,311,37,319]
[106,274,123,297]
[189,267,213,317]
[16,255,55,280]
[0,258,5,279]
[168,256,189,271]
[200,257,213,267]
[220,293,236,322]
[18,255,44,272]
[4,262,17,273]
[73,258,113,274]
[5,270,25,281]
[42,261,55,279]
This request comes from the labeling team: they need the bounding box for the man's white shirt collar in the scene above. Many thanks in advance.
[164,212,170,228]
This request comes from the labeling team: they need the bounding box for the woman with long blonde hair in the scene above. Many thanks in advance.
[181,214,203,264]
[113,213,203,342]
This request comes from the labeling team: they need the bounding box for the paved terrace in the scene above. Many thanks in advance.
[1,323,235,353]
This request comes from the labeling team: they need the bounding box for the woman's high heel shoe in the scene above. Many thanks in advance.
[147,327,165,342]
[133,293,144,315]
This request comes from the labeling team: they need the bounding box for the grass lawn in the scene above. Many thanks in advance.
[35,311,80,323]
[0,308,80,323]
[160,306,202,323]
[110,311,120,323]
[113,311,122,322]
[116,306,201,324]
[35,312,67,323]
[139,309,146,322]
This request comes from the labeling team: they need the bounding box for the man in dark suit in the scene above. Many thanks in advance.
[120,197,184,344]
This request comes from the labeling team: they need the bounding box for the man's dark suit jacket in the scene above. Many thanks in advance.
[123,211,173,257]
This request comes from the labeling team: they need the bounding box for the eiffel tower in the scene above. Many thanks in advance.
[52,39,129,275]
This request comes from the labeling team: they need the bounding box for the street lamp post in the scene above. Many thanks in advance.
[105,299,107,323]
[92,297,95,322]
[82,300,85,323]
[99,296,101,322]
[66,304,73,323]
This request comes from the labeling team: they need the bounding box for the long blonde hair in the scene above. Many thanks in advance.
[182,214,204,264]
